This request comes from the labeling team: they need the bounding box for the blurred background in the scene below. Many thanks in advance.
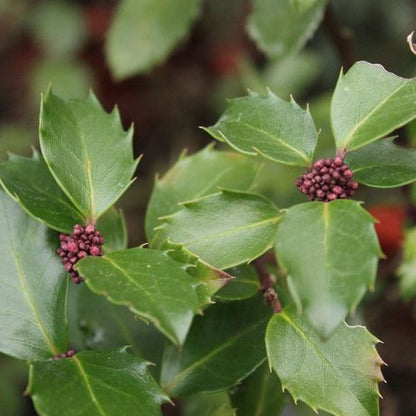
[0,0,416,415]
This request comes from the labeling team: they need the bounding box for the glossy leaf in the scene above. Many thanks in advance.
[275,200,381,337]
[40,89,139,222]
[96,207,128,252]
[398,228,416,301]
[154,189,281,270]
[346,137,416,188]
[76,247,200,346]
[266,306,384,416]
[331,61,416,150]
[106,0,202,80]
[229,362,285,416]
[0,150,83,233]
[146,145,261,242]
[0,191,68,360]
[202,90,318,167]
[161,296,271,398]
[28,348,169,416]
[247,0,327,60]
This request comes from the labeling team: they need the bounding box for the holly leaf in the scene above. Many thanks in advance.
[345,137,416,188]
[0,191,68,360]
[39,89,139,222]
[146,145,261,242]
[28,348,170,416]
[266,305,384,416]
[229,362,285,416]
[154,189,281,270]
[202,91,318,167]
[247,0,327,60]
[398,228,416,301]
[106,0,202,80]
[0,150,83,233]
[96,206,128,252]
[161,296,271,398]
[76,247,201,346]
[331,61,416,151]
[275,200,381,337]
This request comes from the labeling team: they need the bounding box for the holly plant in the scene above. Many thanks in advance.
[1,60,416,416]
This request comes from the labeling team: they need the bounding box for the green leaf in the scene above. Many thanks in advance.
[161,296,271,398]
[214,265,260,301]
[39,89,139,222]
[398,227,416,301]
[229,362,285,416]
[154,189,281,270]
[76,247,201,346]
[183,392,236,416]
[331,61,416,151]
[0,191,68,360]
[96,206,128,252]
[0,150,83,233]
[106,0,202,80]
[247,0,327,60]
[146,145,261,242]
[266,306,384,416]
[28,348,170,416]
[202,91,318,167]
[345,138,416,188]
[275,200,381,337]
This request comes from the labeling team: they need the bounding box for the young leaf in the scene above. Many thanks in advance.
[345,137,416,188]
[247,0,327,60]
[202,91,318,167]
[161,296,271,398]
[146,146,261,242]
[39,89,139,222]
[0,150,83,233]
[28,348,170,416]
[76,247,201,346]
[96,206,128,252]
[154,189,281,270]
[275,200,381,337]
[229,362,285,416]
[266,305,384,416]
[331,61,416,151]
[398,228,416,301]
[106,0,202,80]
[0,191,68,360]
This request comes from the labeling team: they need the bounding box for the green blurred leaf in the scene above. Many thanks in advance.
[146,146,261,242]
[28,348,169,416]
[106,0,202,80]
[266,305,384,416]
[154,189,281,270]
[398,227,416,301]
[346,137,416,188]
[96,207,128,253]
[40,89,139,222]
[76,247,200,346]
[275,200,381,337]
[183,392,236,416]
[331,61,416,151]
[0,191,68,360]
[0,124,35,161]
[0,150,83,233]
[202,91,318,167]
[229,362,285,416]
[247,0,327,60]
[161,296,271,398]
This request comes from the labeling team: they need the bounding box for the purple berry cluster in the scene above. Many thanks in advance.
[57,224,104,284]
[51,350,75,360]
[296,156,358,202]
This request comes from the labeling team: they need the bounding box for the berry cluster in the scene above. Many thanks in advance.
[296,156,358,202]
[51,350,75,360]
[57,224,104,284]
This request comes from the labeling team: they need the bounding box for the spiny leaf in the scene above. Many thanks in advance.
[40,89,139,222]
[96,206,128,253]
[0,190,68,360]
[275,200,381,337]
[202,90,318,167]
[266,305,384,416]
[28,348,170,416]
[331,61,416,151]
